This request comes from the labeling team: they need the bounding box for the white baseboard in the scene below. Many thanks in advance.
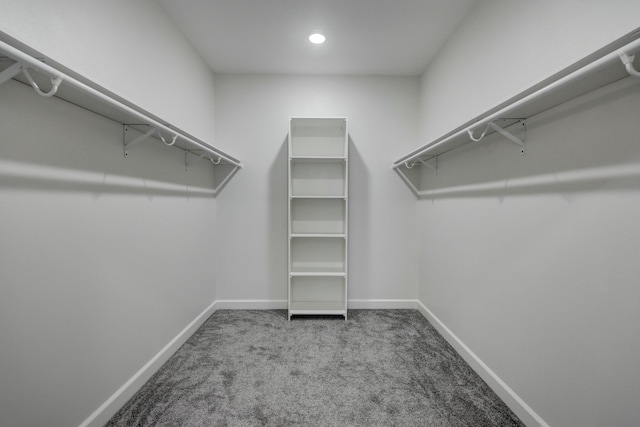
[348,299,419,309]
[213,299,419,310]
[416,300,549,427]
[79,300,219,427]
[214,299,288,310]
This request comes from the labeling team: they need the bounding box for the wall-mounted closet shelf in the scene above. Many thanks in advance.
[0,39,242,194]
[393,31,640,198]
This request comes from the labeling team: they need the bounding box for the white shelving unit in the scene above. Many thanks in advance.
[393,30,640,197]
[0,39,242,194]
[288,117,348,320]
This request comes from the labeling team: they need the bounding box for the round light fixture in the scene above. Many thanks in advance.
[309,33,326,44]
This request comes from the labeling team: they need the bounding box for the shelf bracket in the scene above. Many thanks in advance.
[619,52,640,78]
[468,121,526,155]
[419,157,438,172]
[123,125,157,158]
[0,62,22,87]
[185,150,221,171]
[489,121,526,154]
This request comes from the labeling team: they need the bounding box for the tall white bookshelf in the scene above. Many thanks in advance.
[288,117,348,320]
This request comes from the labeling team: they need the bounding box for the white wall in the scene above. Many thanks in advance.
[0,1,222,426]
[419,0,640,141]
[214,75,419,304]
[0,79,218,427]
[417,1,640,426]
[0,0,219,144]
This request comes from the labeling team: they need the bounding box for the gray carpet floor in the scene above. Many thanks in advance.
[106,310,525,426]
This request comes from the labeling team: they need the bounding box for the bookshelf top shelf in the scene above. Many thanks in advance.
[289,116,348,158]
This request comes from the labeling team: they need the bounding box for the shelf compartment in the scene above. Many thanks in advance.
[290,271,346,277]
[291,198,345,235]
[289,276,346,316]
[290,237,345,274]
[290,161,346,197]
[290,117,347,157]
[289,302,346,316]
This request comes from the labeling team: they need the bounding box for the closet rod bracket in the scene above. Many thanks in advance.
[468,120,526,155]
[405,157,437,170]
[185,150,221,171]
[21,67,63,97]
[619,52,640,78]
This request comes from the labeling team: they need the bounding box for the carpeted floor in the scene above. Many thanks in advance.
[106,310,525,426]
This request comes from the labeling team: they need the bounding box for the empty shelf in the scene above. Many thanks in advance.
[0,39,242,194]
[392,31,640,197]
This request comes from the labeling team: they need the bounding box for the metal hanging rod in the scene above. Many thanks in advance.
[0,40,242,169]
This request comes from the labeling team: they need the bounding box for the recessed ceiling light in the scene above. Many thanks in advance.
[309,33,326,44]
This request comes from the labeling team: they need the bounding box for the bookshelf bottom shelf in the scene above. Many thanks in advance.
[289,301,347,319]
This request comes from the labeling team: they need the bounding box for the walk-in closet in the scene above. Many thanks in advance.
[2,1,640,426]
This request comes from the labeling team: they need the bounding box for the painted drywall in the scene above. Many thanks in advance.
[213,75,419,304]
[0,78,218,427]
[0,0,219,145]
[416,1,640,426]
[419,0,640,141]
[0,1,223,426]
